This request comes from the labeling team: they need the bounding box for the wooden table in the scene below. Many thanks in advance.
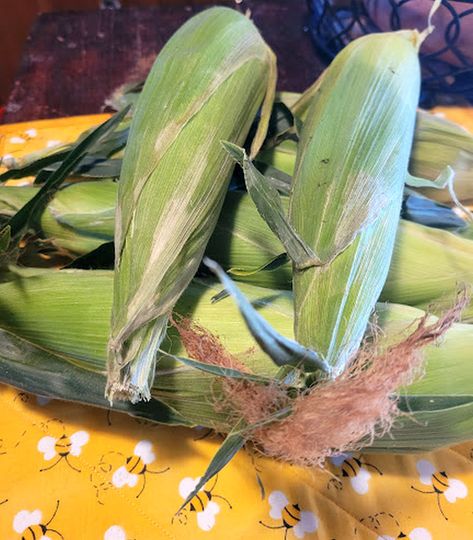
[3,1,324,124]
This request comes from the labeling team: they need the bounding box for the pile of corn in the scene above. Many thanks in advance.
[1,7,473,482]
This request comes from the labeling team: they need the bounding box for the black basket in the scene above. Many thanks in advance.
[307,0,473,107]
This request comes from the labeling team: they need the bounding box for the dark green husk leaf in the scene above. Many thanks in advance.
[4,108,129,244]
[176,421,246,515]
[0,329,190,426]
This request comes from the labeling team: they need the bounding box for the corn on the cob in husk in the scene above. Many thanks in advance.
[106,7,275,402]
[1,183,471,320]
[286,31,421,373]
[3,88,473,203]
[39,180,116,254]
[207,192,473,322]
[0,5,469,478]
[260,109,473,205]
[0,269,471,451]
[0,181,116,255]
[412,110,473,204]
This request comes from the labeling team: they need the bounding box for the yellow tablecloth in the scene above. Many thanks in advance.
[0,115,472,540]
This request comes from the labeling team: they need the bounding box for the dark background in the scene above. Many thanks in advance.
[1,1,320,123]
[0,0,221,104]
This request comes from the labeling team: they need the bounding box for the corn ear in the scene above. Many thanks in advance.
[2,182,471,320]
[411,110,473,204]
[40,180,115,254]
[0,270,472,450]
[0,186,39,215]
[208,192,473,320]
[260,108,473,206]
[288,31,421,373]
[368,303,473,452]
[0,182,115,254]
[107,7,275,401]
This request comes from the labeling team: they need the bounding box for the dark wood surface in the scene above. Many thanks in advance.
[3,1,325,124]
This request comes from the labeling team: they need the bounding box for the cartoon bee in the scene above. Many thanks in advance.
[329,452,382,494]
[13,500,63,539]
[375,529,432,540]
[411,459,468,520]
[38,430,89,472]
[112,440,169,498]
[260,490,318,539]
[176,476,232,531]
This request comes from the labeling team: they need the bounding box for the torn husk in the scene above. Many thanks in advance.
[106,7,275,402]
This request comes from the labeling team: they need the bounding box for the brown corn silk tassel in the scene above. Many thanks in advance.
[175,292,467,466]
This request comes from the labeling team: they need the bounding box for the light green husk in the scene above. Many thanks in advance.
[260,110,473,206]
[41,180,116,254]
[0,269,471,451]
[1,183,471,320]
[207,192,473,321]
[288,31,421,373]
[107,7,275,402]
[412,110,473,204]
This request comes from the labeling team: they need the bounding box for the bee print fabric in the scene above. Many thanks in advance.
[1,116,473,539]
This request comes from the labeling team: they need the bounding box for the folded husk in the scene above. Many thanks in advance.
[207,192,473,321]
[412,110,473,204]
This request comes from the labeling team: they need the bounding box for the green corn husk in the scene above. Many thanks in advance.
[412,110,473,204]
[0,269,471,451]
[3,82,472,202]
[207,192,473,321]
[1,182,471,320]
[260,109,473,205]
[0,186,39,215]
[287,31,421,373]
[107,7,275,401]
[40,180,116,254]
[0,182,116,255]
